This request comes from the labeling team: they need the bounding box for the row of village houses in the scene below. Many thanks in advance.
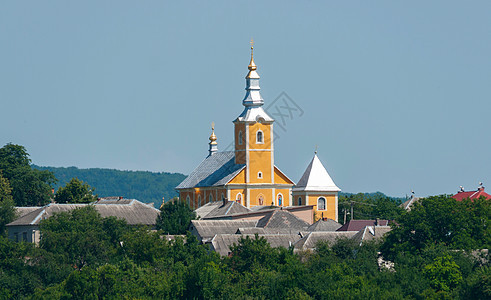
[6,182,489,256]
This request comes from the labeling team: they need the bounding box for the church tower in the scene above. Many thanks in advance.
[229,42,293,207]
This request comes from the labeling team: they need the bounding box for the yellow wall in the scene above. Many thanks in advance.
[248,123,271,150]
[249,151,272,183]
[307,194,337,221]
[274,188,291,206]
[249,189,272,206]
[229,188,246,206]
[229,168,246,184]
[274,167,294,184]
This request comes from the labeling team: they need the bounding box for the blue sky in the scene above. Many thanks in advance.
[1,1,490,197]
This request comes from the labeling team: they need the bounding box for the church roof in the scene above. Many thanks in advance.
[196,201,251,219]
[176,151,245,189]
[293,153,340,192]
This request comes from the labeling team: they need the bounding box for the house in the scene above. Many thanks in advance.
[336,219,389,232]
[176,44,340,221]
[452,183,491,201]
[7,197,160,244]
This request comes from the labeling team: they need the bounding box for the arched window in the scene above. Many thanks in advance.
[257,171,263,179]
[317,197,326,210]
[236,193,242,204]
[277,194,283,206]
[256,130,264,144]
[238,131,243,145]
[258,194,264,206]
[186,196,190,207]
[197,195,201,208]
[209,194,213,202]
[298,197,302,206]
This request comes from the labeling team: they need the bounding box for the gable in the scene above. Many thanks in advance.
[228,168,246,184]
[274,166,294,185]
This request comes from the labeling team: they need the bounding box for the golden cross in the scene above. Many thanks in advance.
[315,145,318,154]
[250,38,254,48]
[211,121,215,130]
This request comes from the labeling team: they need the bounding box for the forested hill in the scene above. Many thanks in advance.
[32,165,186,207]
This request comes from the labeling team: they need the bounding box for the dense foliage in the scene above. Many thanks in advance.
[0,144,56,206]
[156,200,196,234]
[54,178,98,204]
[338,192,405,224]
[33,165,186,207]
[0,174,16,235]
[0,196,487,299]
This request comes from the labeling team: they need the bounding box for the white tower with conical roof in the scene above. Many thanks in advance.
[293,152,340,221]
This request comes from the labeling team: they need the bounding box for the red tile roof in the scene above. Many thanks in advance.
[452,189,491,201]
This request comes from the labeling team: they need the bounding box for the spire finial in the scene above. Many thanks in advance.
[314,145,318,154]
[209,122,217,144]
[248,39,257,71]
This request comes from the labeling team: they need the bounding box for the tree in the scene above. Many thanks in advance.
[381,195,491,260]
[0,174,16,235]
[39,206,127,269]
[0,144,56,206]
[54,178,97,204]
[156,201,196,234]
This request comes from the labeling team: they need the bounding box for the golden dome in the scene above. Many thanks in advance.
[209,122,217,145]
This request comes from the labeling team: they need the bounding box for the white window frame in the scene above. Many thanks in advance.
[317,197,326,210]
[277,193,283,206]
[256,130,264,144]
[238,131,243,145]
[257,171,263,179]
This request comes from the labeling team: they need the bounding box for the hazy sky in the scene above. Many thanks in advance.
[1,1,490,197]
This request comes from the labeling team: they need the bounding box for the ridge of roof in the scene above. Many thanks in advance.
[293,154,340,192]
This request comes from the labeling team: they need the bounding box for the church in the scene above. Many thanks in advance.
[176,45,340,221]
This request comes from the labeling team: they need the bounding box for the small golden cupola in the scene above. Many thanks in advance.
[208,122,218,157]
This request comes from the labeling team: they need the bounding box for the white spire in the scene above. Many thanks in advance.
[236,41,273,122]
[293,153,340,192]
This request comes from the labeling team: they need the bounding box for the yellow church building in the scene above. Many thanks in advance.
[176,45,340,222]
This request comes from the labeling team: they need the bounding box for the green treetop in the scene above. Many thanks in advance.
[55,178,97,204]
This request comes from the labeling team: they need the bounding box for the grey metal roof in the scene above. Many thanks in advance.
[7,199,159,227]
[256,210,310,230]
[176,151,245,189]
[210,234,301,256]
[336,220,389,232]
[351,226,391,246]
[294,231,357,252]
[15,207,42,219]
[190,219,257,241]
[307,219,342,232]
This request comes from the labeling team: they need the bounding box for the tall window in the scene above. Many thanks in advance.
[186,196,191,207]
[258,194,264,206]
[236,193,242,204]
[277,194,283,206]
[198,195,201,208]
[256,130,263,144]
[298,197,302,206]
[238,131,243,145]
[209,194,213,202]
[317,197,326,210]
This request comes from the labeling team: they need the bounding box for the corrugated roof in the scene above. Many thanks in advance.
[307,219,342,232]
[190,219,257,241]
[351,226,391,246]
[294,231,357,251]
[337,220,389,232]
[293,154,340,192]
[256,210,310,230]
[204,201,251,218]
[211,234,300,256]
[7,200,159,227]
[176,151,245,189]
